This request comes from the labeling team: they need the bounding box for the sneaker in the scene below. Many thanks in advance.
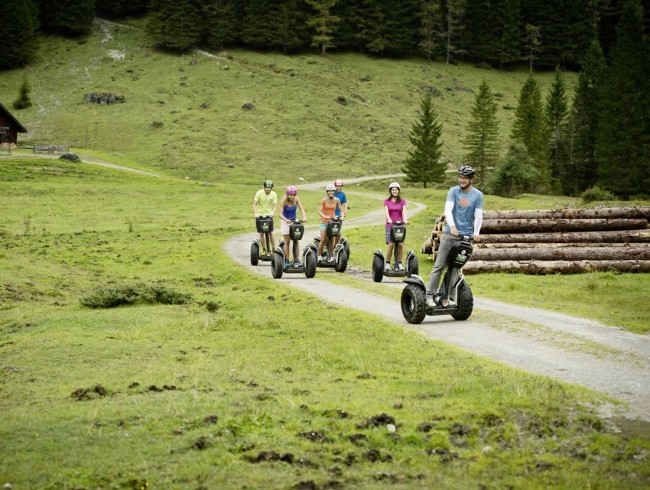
[397,262,404,271]
[384,263,390,271]
[426,295,436,307]
[284,260,291,268]
[318,255,325,262]
[293,260,302,267]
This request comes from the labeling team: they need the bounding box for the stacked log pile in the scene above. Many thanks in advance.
[422,207,650,274]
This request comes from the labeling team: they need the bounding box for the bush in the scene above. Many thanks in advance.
[80,283,192,309]
[581,185,615,203]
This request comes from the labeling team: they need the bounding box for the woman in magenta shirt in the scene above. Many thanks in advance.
[384,182,409,271]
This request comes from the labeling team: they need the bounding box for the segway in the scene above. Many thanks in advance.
[401,236,474,323]
[251,215,274,266]
[371,222,419,282]
[271,220,317,279]
[310,217,349,273]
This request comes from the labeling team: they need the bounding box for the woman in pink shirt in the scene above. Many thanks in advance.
[384,182,409,271]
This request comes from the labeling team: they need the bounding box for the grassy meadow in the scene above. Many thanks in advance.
[1,18,649,490]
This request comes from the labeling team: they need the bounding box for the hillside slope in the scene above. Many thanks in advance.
[1,18,573,184]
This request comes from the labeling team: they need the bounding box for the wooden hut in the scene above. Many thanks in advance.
[0,102,28,145]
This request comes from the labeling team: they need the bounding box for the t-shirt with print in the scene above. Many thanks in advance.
[254,189,278,216]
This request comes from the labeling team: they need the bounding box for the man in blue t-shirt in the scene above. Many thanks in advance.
[426,166,483,307]
[333,179,348,246]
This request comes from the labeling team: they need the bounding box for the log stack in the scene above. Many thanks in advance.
[422,206,650,274]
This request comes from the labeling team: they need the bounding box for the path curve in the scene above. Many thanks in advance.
[226,177,650,424]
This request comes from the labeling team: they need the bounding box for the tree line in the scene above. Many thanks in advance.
[404,0,648,199]
[1,0,647,69]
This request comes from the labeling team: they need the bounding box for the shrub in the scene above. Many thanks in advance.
[80,283,192,309]
[581,185,615,203]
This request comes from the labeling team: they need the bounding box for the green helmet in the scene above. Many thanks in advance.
[264,180,274,189]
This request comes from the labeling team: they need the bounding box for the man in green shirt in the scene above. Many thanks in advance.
[253,180,278,254]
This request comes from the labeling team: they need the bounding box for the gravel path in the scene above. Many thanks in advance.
[226,179,650,424]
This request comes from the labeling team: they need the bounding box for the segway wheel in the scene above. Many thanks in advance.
[407,254,419,276]
[250,242,259,266]
[271,252,284,279]
[305,252,317,278]
[335,250,348,273]
[401,284,427,324]
[372,255,384,283]
[343,240,350,259]
[451,282,473,321]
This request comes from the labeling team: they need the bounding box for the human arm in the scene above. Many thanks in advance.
[472,208,483,241]
[270,193,277,217]
[384,204,392,224]
[297,197,307,221]
[444,199,457,236]
[253,192,259,217]
[401,201,409,224]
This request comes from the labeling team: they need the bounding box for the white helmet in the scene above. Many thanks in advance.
[389,182,401,190]
[325,183,336,191]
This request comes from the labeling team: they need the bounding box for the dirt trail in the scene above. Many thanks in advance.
[226,178,650,424]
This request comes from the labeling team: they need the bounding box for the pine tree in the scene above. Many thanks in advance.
[0,0,39,69]
[147,0,203,50]
[570,39,606,195]
[12,77,33,110]
[204,0,237,51]
[486,142,540,198]
[305,0,339,55]
[510,75,550,190]
[462,80,500,186]
[268,0,309,53]
[418,0,444,61]
[545,66,568,191]
[523,24,541,72]
[445,0,466,64]
[595,0,649,198]
[497,0,521,68]
[402,91,445,188]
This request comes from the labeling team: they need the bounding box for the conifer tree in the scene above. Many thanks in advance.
[305,0,339,55]
[486,142,540,197]
[523,24,541,72]
[147,0,203,50]
[497,0,521,68]
[13,77,33,110]
[418,0,444,61]
[462,80,500,186]
[545,66,568,191]
[570,39,606,195]
[0,0,39,69]
[510,75,550,190]
[595,0,649,198]
[402,91,445,188]
[445,0,466,63]
[204,0,237,51]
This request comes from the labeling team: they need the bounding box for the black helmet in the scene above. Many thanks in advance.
[264,180,274,189]
[458,165,475,177]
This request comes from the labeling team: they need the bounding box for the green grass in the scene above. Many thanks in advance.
[1,157,649,488]
[1,18,649,489]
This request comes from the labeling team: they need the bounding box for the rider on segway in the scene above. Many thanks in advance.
[253,180,278,255]
[425,166,483,307]
[384,182,409,271]
[279,185,308,268]
[317,184,344,263]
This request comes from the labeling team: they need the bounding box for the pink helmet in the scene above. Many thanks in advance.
[286,185,298,195]
[334,179,344,187]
